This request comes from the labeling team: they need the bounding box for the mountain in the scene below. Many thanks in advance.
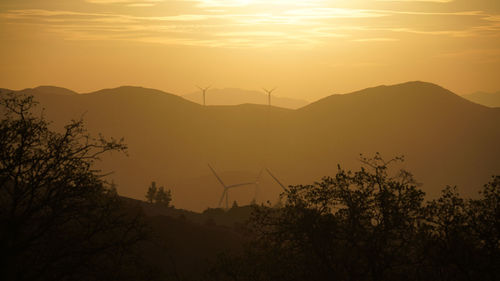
[1,81,499,211]
[1,86,78,96]
[462,91,500,108]
[182,88,309,109]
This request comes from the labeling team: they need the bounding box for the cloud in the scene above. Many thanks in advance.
[85,0,164,6]
[353,37,399,42]
[195,0,326,8]
[376,0,453,2]
[1,0,499,48]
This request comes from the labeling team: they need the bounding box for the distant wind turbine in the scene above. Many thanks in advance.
[263,88,277,106]
[208,164,255,209]
[196,85,211,106]
[265,168,287,191]
[253,169,264,202]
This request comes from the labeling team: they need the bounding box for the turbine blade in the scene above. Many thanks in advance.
[227,182,255,188]
[196,85,211,91]
[256,169,263,181]
[208,164,226,187]
[266,168,287,191]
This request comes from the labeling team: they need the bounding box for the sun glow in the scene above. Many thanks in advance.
[1,0,499,100]
[198,0,326,8]
[198,0,253,7]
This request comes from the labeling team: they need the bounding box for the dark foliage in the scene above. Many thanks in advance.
[207,154,500,281]
[146,181,172,207]
[0,93,150,281]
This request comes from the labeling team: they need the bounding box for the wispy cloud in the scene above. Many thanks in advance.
[1,0,499,48]
[376,0,453,2]
[86,0,164,4]
[353,38,399,42]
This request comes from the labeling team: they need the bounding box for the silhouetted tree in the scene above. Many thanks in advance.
[0,93,149,281]
[146,181,158,203]
[232,200,239,209]
[423,177,500,280]
[155,186,172,208]
[208,154,500,281]
[145,181,172,207]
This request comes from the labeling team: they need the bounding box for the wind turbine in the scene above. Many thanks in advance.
[196,85,211,106]
[208,164,255,209]
[265,168,288,208]
[263,88,277,107]
[265,168,287,191]
[253,169,264,203]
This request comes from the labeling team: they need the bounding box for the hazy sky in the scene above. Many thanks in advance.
[1,0,499,100]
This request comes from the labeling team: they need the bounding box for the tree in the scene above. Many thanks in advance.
[145,181,172,207]
[155,186,172,208]
[209,154,500,281]
[232,200,239,209]
[209,154,427,281]
[0,93,149,281]
[146,181,158,203]
[423,177,500,280]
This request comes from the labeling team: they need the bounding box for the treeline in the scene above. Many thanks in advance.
[207,154,500,281]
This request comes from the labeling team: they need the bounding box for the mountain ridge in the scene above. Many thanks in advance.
[183,87,309,109]
[303,81,489,111]
[1,81,498,211]
[3,81,493,112]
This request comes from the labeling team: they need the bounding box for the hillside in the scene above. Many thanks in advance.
[1,81,498,211]
[463,91,500,108]
[183,88,309,109]
[121,198,250,280]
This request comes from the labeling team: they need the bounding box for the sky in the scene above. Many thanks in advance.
[0,0,499,101]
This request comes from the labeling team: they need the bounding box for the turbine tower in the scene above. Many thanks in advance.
[263,88,277,107]
[253,169,264,203]
[208,164,255,209]
[197,85,211,106]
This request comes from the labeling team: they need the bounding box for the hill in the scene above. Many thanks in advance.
[122,198,250,280]
[1,86,78,96]
[462,91,500,108]
[182,88,309,109]
[1,81,498,211]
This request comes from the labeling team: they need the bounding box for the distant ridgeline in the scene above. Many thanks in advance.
[182,87,309,109]
[1,81,499,211]
[462,91,500,108]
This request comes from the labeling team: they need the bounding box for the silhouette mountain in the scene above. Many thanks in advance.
[183,88,308,109]
[1,81,498,211]
[462,91,500,108]
[8,85,79,96]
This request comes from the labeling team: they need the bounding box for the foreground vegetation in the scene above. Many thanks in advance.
[1,93,498,281]
[208,155,499,281]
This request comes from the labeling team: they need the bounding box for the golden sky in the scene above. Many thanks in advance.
[1,0,499,100]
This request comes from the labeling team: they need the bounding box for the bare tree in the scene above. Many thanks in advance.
[0,93,149,281]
